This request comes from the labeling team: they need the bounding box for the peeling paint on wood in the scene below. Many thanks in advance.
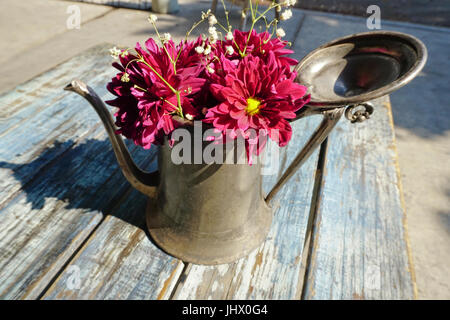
[42,189,185,300]
[171,115,323,300]
[0,44,176,299]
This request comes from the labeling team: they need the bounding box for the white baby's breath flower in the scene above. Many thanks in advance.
[148,14,158,23]
[185,114,194,120]
[225,31,234,41]
[208,26,218,44]
[109,46,121,59]
[225,45,234,55]
[276,28,286,38]
[120,50,129,58]
[161,33,172,43]
[204,45,211,55]
[208,15,218,25]
[195,46,205,54]
[208,26,217,35]
[209,33,219,44]
[201,9,211,19]
[281,9,292,20]
[206,64,215,73]
[121,72,130,82]
[283,0,296,6]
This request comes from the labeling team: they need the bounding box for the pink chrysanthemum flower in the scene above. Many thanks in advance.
[106,37,206,149]
[203,52,310,162]
[219,30,298,71]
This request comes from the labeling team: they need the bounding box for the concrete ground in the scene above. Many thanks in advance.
[0,0,448,299]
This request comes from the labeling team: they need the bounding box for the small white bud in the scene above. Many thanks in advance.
[185,114,194,120]
[195,46,204,54]
[201,9,211,19]
[148,14,158,23]
[208,26,217,35]
[281,9,292,20]
[162,33,171,43]
[206,64,215,73]
[121,72,130,82]
[276,28,286,38]
[209,32,219,44]
[284,0,297,6]
[109,46,121,59]
[208,15,218,25]
[225,31,234,41]
[225,45,234,55]
[241,11,246,19]
[204,45,211,55]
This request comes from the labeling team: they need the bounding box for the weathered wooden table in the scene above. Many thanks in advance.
[0,43,416,299]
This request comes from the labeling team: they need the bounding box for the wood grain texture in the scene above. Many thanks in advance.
[302,96,416,300]
[0,44,175,299]
[0,45,116,208]
[170,115,323,299]
[42,188,184,300]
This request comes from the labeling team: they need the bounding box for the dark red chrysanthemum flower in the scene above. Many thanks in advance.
[216,30,298,72]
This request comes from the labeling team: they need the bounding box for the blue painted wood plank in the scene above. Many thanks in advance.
[303,96,416,300]
[0,44,179,299]
[0,126,157,299]
[0,45,116,207]
[42,188,184,300]
[0,45,113,136]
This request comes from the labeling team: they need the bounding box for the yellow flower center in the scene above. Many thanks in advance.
[245,97,261,116]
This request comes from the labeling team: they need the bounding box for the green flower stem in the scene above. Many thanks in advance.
[138,58,177,94]
[176,91,184,118]
[138,58,183,116]
[174,17,207,66]
[220,0,231,30]
[242,0,283,56]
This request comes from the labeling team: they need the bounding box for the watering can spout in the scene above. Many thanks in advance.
[64,80,159,196]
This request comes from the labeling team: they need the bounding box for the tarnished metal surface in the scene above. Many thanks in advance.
[295,31,427,107]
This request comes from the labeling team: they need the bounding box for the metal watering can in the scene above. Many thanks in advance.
[65,31,426,265]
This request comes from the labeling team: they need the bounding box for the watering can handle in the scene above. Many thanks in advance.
[65,80,159,197]
[265,107,345,204]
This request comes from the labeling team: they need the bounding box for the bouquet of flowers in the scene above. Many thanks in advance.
[106,0,309,164]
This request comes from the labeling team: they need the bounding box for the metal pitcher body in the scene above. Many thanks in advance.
[147,139,272,264]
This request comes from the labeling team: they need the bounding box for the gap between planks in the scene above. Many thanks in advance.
[299,139,328,299]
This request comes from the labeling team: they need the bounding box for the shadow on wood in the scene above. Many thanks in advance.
[0,138,158,231]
